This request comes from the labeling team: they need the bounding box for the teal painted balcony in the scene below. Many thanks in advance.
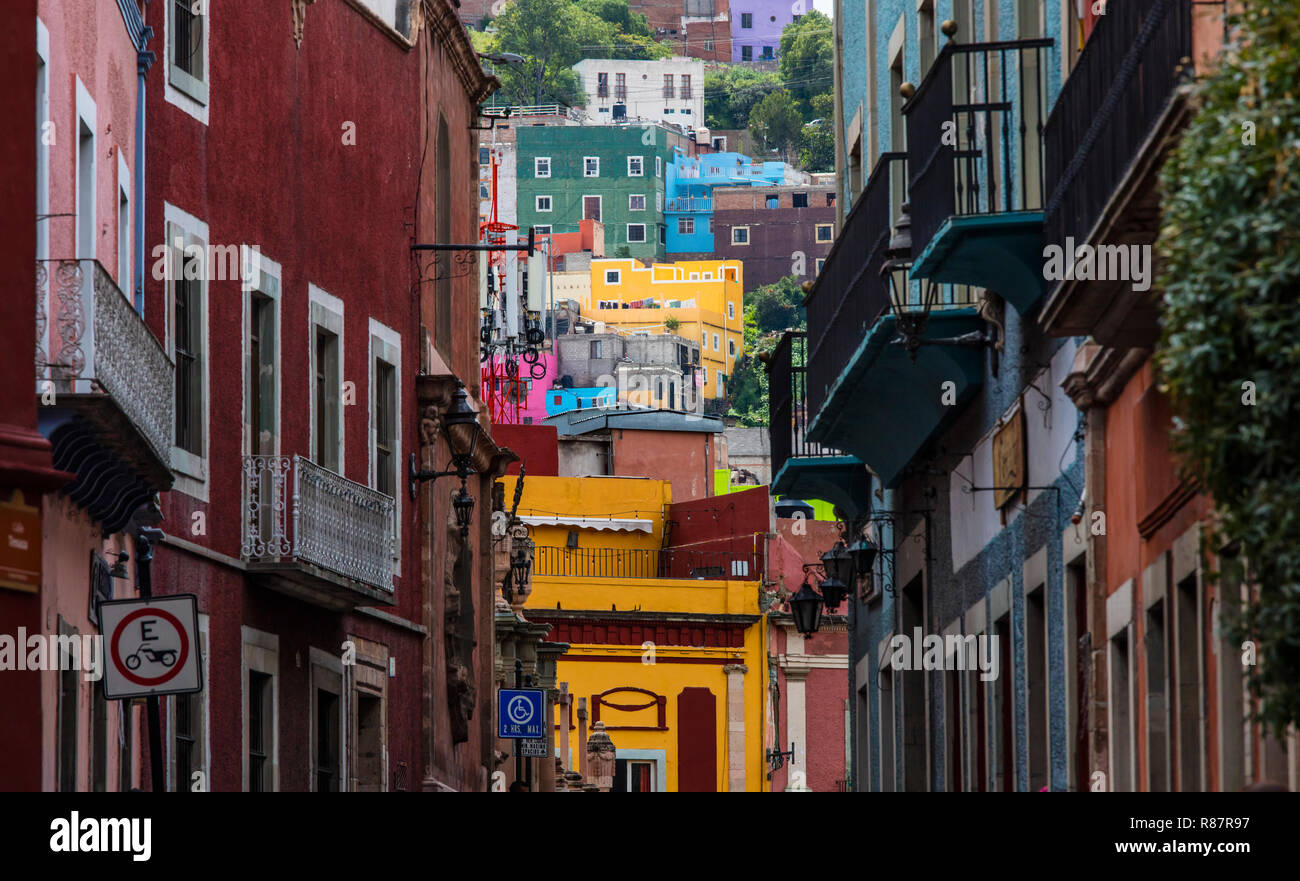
[904,36,1056,314]
[765,331,868,520]
[802,154,987,487]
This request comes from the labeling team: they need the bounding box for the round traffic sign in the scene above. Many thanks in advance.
[109,606,190,688]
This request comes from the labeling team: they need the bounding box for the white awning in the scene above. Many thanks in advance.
[519,515,653,533]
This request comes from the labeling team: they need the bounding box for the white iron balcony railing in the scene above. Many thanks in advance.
[241,455,396,598]
[35,258,174,473]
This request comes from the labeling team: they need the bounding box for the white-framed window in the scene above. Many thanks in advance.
[628,155,644,176]
[584,156,600,177]
[309,284,345,474]
[535,156,551,178]
[629,194,646,211]
[242,626,279,792]
[309,647,346,792]
[534,225,552,236]
[815,257,826,274]
[163,202,210,501]
[678,217,694,235]
[712,332,720,351]
[727,301,735,320]
[656,156,662,177]
[75,78,97,263]
[732,226,750,245]
[627,223,647,243]
[165,0,209,124]
[815,223,835,242]
[36,19,50,265]
[536,195,553,212]
[243,247,281,458]
[370,319,402,557]
[656,191,663,211]
[605,270,621,284]
[117,153,131,291]
[168,613,210,792]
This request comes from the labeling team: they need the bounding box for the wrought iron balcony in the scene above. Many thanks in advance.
[35,258,174,491]
[241,455,396,608]
[1041,0,1193,344]
[532,546,757,581]
[805,152,905,418]
[904,36,1054,311]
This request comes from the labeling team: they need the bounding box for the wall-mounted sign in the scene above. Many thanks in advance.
[0,490,41,593]
[101,595,203,699]
[992,405,1026,510]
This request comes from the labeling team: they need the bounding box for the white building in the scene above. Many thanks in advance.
[573,57,706,129]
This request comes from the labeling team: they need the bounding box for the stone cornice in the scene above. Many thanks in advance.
[779,652,849,672]
[422,0,500,104]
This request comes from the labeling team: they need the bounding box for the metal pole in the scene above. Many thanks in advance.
[135,527,166,793]
[514,658,523,784]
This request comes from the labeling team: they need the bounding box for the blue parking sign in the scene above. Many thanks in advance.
[498,688,546,738]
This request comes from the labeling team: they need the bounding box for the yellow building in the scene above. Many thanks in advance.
[580,258,744,401]
[502,473,768,792]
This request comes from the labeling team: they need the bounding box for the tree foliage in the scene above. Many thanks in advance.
[778,11,833,112]
[1156,3,1300,734]
[727,277,808,426]
[748,90,803,163]
[704,66,784,130]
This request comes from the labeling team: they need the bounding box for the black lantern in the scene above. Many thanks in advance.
[510,534,534,587]
[848,537,879,577]
[410,380,486,502]
[789,581,824,637]
[817,575,848,610]
[820,542,855,586]
[452,484,475,536]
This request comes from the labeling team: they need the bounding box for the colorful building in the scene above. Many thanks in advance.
[710,183,837,291]
[505,473,770,791]
[573,57,706,128]
[664,150,790,254]
[730,0,794,62]
[515,124,686,263]
[583,258,744,402]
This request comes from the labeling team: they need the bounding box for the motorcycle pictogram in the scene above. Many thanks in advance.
[124,644,178,671]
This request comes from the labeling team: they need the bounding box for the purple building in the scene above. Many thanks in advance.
[731,0,797,62]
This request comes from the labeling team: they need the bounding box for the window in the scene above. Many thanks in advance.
[704,40,713,51]
[373,358,396,498]
[314,328,341,471]
[680,75,692,99]
[479,146,490,165]
[117,165,130,290]
[655,156,662,177]
[583,195,601,221]
[658,225,666,245]
[627,223,646,243]
[615,73,627,102]
[664,108,674,115]
[629,194,646,211]
[762,46,774,60]
[712,333,719,350]
[597,72,609,97]
[584,157,600,177]
[315,690,340,792]
[766,195,778,209]
[535,157,551,178]
[536,195,552,212]
[815,223,834,242]
[173,242,203,457]
[680,108,691,115]
[815,257,826,274]
[174,692,199,790]
[741,45,753,61]
[792,192,809,208]
[656,192,663,211]
[591,340,604,358]
[728,338,736,357]
[663,74,675,99]
[919,1,937,72]
[741,12,753,27]
[605,270,621,284]
[169,0,208,105]
[534,225,552,236]
[678,217,694,235]
[248,670,273,792]
[727,301,735,319]
[826,192,836,206]
[628,156,644,176]
[246,292,276,455]
[731,226,749,245]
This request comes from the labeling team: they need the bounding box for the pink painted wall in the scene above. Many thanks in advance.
[520,352,557,424]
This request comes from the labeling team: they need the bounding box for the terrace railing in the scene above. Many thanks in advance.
[533,546,757,581]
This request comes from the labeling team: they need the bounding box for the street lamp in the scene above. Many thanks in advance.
[788,580,824,638]
[510,533,535,588]
[409,380,485,536]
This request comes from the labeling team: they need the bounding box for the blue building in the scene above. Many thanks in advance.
[544,386,618,417]
[664,150,787,253]
[769,1,1102,792]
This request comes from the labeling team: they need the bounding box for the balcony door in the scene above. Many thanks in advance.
[583,196,602,222]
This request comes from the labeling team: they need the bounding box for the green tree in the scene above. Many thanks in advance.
[748,90,803,163]
[704,66,783,130]
[726,278,808,425]
[778,11,833,113]
[1156,4,1300,733]
[487,0,589,106]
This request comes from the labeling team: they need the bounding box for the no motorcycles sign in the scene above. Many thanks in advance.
[100,595,203,699]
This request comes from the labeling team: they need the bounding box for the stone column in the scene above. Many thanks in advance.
[585,721,616,792]
[724,663,749,792]
[557,683,571,773]
[576,697,589,777]
[785,667,809,778]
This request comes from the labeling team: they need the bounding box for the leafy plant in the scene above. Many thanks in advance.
[1156,3,1300,734]
[664,315,681,332]
[748,90,803,164]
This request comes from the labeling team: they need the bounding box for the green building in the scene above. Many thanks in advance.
[516,124,682,262]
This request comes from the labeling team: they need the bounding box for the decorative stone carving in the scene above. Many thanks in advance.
[584,721,616,792]
[445,486,476,743]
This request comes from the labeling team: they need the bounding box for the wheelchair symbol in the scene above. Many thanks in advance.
[507,695,534,725]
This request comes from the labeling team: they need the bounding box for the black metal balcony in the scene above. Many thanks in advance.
[1041,0,1193,343]
[805,152,905,418]
[905,37,1054,311]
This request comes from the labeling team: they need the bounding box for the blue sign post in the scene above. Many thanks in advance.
[498,688,546,739]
